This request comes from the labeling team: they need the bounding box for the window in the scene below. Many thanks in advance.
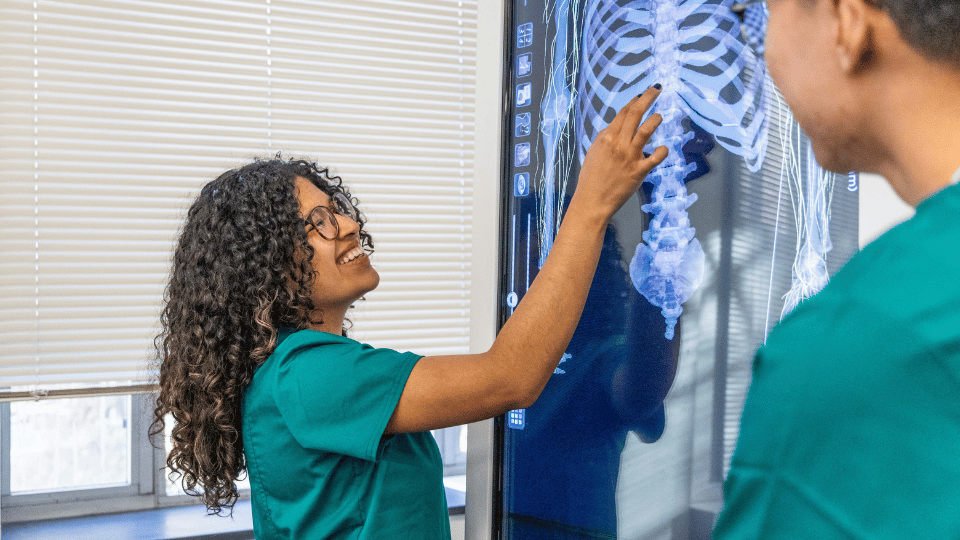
[1,0,477,523]
[0,394,155,522]
[10,393,131,493]
[433,425,469,477]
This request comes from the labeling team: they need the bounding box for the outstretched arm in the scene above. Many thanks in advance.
[386,86,668,433]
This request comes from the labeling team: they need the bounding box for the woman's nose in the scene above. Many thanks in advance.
[336,213,361,238]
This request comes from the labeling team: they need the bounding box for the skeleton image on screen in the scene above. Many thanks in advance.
[766,94,839,324]
[502,0,858,536]
[537,0,579,267]
[538,0,770,339]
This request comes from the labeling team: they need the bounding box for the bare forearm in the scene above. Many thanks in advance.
[488,197,608,406]
[386,87,667,433]
[483,87,667,408]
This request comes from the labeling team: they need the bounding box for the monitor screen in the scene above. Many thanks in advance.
[496,0,859,538]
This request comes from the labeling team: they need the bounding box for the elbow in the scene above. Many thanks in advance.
[507,378,546,410]
[482,371,538,412]
[493,382,534,412]
[482,348,549,412]
[512,392,538,410]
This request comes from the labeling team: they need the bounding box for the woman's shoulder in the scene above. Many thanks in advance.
[252,329,419,392]
[258,329,359,373]
[248,329,356,386]
[274,329,418,359]
[276,328,358,352]
[270,328,418,369]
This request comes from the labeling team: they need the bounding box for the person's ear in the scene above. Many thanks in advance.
[834,0,876,74]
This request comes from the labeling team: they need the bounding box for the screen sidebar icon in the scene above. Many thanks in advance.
[514,173,529,197]
[517,53,532,77]
[514,143,530,167]
[515,83,532,107]
[507,409,525,429]
[515,112,531,137]
[516,23,533,48]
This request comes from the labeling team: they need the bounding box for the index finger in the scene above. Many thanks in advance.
[607,83,662,139]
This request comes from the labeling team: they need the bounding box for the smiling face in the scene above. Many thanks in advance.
[294,176,379,330]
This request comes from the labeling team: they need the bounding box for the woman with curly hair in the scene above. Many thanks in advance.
[151,87,666,539]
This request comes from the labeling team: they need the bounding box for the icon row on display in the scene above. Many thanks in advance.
[514,30,533,201]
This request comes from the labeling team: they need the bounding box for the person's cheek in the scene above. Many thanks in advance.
[763,20,784,88]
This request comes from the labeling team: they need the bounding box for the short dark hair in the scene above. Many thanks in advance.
[871,0,960,67]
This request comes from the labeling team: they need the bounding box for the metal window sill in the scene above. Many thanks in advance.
[4,485,466,539]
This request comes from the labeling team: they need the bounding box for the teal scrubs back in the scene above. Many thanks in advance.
[715,183,960,539]
[242,329,451,539]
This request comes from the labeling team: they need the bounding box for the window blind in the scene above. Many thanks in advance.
[0,0,477,399]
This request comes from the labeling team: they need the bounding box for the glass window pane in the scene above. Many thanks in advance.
[10,395,131,493]
[433,426,468,475]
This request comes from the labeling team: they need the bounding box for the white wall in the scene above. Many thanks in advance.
[464,0,506,538]
[858,173,914,247]
[450,514,465,539]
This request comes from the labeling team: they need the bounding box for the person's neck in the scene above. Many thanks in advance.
[867,60,960,206]
[307,308,347,336]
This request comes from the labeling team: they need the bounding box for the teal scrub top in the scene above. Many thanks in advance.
[242,329,451,540]
[714,183,960,538]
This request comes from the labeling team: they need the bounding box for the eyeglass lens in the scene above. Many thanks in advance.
[308,206,338,240]
[332,192,358,222]
[307,192,358,240]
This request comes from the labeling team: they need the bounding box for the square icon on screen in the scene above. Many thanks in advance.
[507,409,526,429]
[515,113,531,137]
[514,173,530,197]
[517,23,533,48]
[517,53,532,77]
[515,143,530,167]
[516,83,532,107]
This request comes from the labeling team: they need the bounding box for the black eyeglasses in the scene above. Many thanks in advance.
[303,191,360,241]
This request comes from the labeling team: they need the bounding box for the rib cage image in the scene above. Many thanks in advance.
[570,0,768,338]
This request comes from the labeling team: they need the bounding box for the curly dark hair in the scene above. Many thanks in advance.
[148,156,374,515]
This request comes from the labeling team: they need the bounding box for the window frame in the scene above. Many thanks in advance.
[1,394,467,523]
[0,393,233,523]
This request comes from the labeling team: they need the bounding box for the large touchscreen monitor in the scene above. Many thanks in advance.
[496,1,859,538]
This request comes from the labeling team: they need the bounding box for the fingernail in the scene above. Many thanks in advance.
[653,83,662,90]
